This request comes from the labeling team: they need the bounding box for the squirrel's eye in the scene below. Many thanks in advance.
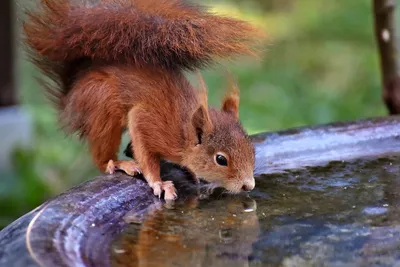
[215,154,228,166]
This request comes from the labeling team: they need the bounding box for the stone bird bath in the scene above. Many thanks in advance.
[2,116,400,266]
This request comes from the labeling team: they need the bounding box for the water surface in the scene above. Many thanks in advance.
[110,154,400,267]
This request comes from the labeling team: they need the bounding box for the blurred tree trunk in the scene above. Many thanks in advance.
[373,0,400,114]
[0,0,16,107]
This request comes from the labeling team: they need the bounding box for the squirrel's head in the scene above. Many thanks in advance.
[183,75,255,193]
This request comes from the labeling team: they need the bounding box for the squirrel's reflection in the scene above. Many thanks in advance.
[111,195,260,267]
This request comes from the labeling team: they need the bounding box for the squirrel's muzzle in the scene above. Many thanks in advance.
[241,177,255,192]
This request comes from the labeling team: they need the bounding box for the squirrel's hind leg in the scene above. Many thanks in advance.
[68,69,141,177]
[86,118,141,177]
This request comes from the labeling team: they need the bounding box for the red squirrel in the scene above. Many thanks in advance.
[23,0,264,200]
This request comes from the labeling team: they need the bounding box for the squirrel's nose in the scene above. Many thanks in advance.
[241,177,255,192]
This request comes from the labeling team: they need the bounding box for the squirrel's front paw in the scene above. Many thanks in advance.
[106,160,142,176]
[150,181,177,200]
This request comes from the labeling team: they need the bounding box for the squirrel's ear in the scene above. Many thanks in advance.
[221,72,240,120]
[192,105,213,145]
[192,71,213,145]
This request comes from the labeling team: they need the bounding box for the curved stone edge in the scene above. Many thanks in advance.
[0,167,200,267]
[252,116,400,174]
[0,205,43,267]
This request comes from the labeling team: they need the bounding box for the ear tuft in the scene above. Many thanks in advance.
[222,72,240,120]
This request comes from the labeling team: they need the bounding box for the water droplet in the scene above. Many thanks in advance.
[114,248,126,254]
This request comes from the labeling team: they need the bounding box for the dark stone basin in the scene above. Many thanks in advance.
[2,116,400,267]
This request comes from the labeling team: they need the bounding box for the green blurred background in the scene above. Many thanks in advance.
[0,0,396,228]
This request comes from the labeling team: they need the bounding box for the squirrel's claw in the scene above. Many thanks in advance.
[152,182,162,198]
[150,181,177,200]
[106,159,142,176]
[106,160,116,175]
[163,181,177,200]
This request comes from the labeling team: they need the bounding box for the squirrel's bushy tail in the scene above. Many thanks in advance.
[23,0,265,114]
[24,0,264,69]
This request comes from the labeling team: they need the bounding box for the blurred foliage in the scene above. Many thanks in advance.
[0,0,389,229]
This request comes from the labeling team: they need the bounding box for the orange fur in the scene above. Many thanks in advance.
[23,0,263,199]
[222,72,241,119]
